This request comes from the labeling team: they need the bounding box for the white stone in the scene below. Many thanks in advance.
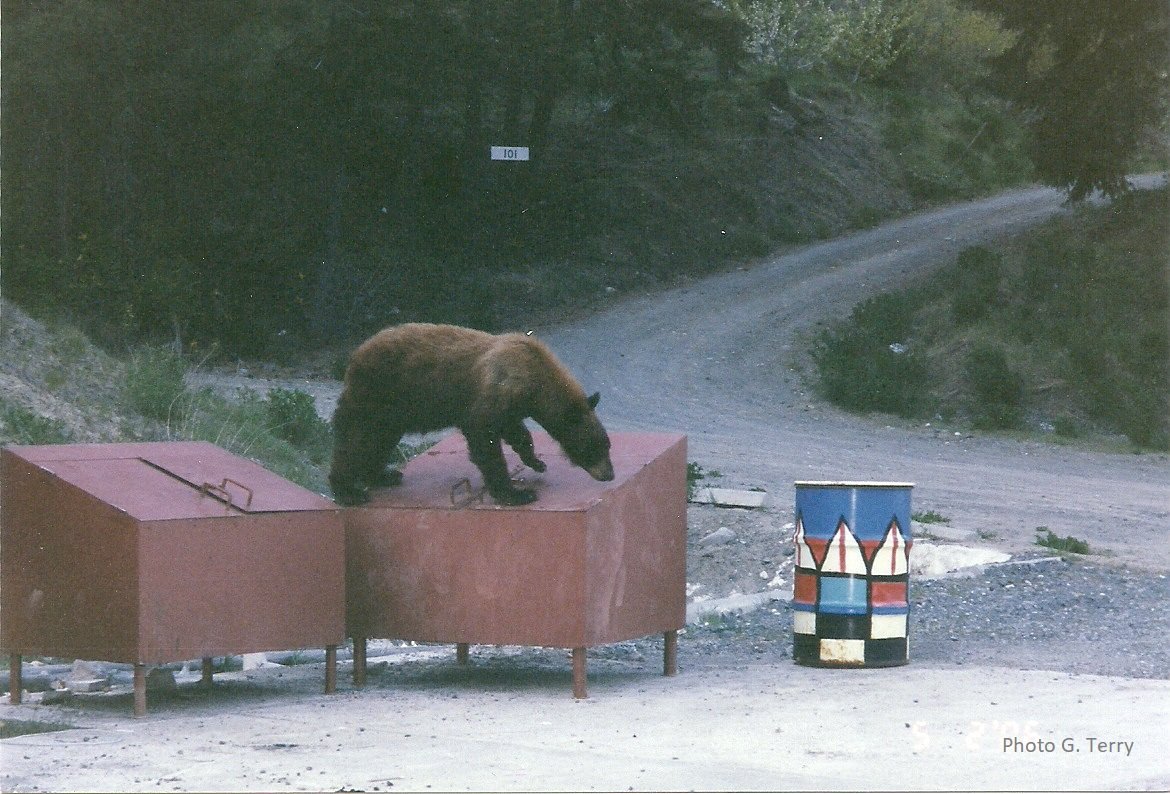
[697,527,737,547]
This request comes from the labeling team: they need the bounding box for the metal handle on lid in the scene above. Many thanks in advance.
[449,466,529,508]
[200,477,254,510]
[450,478,482,508]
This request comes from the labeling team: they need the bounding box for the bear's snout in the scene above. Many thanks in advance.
[585,457,615,482]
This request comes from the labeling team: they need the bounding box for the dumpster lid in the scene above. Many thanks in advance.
[7,441,334,519]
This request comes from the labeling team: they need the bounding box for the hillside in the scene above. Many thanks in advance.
[0,300,333,492]
[0,303,137,444]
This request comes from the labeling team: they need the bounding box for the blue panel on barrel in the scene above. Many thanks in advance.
[818,575,869,615]
[795,482,913,544]
[792,481,913,668]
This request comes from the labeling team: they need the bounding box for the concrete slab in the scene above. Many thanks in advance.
[2,657,1167,792]
[915,522,978,542]
[690,487,769,508]
[911,542,1012,579]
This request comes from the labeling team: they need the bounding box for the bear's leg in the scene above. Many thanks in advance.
[463,428,537,505]
[329,400,370,505]
[501,419,547,473]
[329,397,400,505]
[366,422,405,489]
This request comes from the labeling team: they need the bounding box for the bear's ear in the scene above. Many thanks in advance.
[587,391,601,409]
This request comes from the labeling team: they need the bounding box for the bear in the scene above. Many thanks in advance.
[329,322,614,506]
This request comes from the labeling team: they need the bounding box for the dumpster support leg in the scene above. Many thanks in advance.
[572,647,587,699]
[664,630,678,676]
[8,654,21,704]
[353,636,367,688]
[325,645,337,693]
[133,663,147,718]
[456,643,470,665]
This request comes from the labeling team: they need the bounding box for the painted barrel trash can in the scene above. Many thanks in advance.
[792,481,913,667]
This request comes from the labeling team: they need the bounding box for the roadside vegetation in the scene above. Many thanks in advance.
[0,303,332,491]
[813,186,1169,450]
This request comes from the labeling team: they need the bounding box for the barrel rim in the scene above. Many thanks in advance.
[794,480,915,488]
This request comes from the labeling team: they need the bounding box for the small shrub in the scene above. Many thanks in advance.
[265,388,327,448]
[950,246,1003,324]
[813,292,927,418]
[687,461,722,500]
[123,346,188,422]
[965,343,1023,429]
[0,403,74,445]
[1035,527,1091,555]
[912,509,950,524]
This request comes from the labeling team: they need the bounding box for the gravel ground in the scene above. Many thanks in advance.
[674,557,1170,680]
[350,520,1170,689]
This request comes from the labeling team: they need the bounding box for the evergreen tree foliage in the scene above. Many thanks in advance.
[970,0,1170,198]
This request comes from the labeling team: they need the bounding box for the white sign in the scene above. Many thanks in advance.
[490,146,530,161]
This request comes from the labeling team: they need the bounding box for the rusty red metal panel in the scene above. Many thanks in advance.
[1,442,344,667]
[584,435,688,645]
[136,512,345,663]
[347,507,590,647]
[345,431,687,649]
[1,450,140,660]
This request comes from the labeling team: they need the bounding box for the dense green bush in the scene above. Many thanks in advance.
[264,388,331,462]
[879,86,1031,201]
[741,0,909,82]
[814,187,1168,448]
[949,246,1003,324]
[123,346,189,423]
[0,403,74,445]
[812,291,927,417]
[965,343,1023,429]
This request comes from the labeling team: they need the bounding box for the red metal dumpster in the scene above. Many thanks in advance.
[1,441,345,716]
[345,431,687,697]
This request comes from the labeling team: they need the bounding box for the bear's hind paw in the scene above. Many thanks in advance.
[331,484,371,506]
[490,486,538,506]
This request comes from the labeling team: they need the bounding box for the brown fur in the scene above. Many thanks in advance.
[329,323,613,505]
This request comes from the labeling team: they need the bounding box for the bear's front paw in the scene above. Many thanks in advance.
[491,486,538,506]
[332,484,371,506]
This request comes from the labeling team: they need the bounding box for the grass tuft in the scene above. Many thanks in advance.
[1035,527,1091,555]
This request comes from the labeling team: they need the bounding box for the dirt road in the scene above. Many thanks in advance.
[544,181,1170,571]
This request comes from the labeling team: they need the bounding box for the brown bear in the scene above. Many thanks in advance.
[329,322,614,506]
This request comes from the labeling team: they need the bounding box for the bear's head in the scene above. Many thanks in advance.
[556,391,614,482]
